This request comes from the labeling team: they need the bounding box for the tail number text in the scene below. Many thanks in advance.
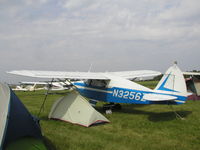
[113,89,143,101]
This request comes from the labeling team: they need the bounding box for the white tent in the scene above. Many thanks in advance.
[49,91,109,127]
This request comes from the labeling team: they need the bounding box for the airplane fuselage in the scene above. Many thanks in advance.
[73,81,187,105]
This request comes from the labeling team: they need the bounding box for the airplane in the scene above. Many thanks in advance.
[7,63,190,113]
[12,85,29,92]
[12,82,46,91]
[22,81,71,91]
[12,81,70,92]
[46,81,71,91]
[20,82,46,91]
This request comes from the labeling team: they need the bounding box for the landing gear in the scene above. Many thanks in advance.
[105,109,112,114]
[103,103,122,114]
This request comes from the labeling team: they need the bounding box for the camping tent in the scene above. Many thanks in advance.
[0,83,46,150]
[49,90,109,127]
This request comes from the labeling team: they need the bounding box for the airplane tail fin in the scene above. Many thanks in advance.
[154,63,187,102]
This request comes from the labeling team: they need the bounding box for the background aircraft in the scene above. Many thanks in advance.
[12,81,70,92]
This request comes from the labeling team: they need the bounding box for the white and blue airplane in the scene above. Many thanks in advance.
[7,63,189,110]
[73,63,188,106]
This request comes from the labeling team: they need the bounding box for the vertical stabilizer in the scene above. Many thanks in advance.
[154,63,187,97]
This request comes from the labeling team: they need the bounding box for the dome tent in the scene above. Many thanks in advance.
[49,90,109,127]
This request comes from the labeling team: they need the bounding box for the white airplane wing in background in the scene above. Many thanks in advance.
[20,81,48,85]
[183,72,200,76]
[7,70,161,80]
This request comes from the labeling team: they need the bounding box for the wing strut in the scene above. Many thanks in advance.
[38,78,54,117]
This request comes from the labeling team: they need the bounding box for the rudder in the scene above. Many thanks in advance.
[154,63,187,98]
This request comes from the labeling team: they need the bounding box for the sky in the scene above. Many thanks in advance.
[0,0,200,83]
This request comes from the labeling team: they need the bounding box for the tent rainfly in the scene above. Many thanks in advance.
[0,83,46,150]
[49,90,110,127]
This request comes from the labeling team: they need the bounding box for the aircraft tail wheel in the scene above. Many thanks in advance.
[105,109,112,114]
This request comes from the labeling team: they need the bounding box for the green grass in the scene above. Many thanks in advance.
[15,87,200,150]
[136,80,159,89]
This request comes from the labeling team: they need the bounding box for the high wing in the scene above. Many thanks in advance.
[7,70,161,80]
[109,70,161,80]
[183,72,200,76]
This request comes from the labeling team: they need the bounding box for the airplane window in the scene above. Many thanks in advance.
[85,80,108,88]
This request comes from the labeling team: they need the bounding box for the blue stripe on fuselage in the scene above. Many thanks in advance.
[73,82,187,105]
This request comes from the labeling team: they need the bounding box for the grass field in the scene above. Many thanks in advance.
[15,81,200,150]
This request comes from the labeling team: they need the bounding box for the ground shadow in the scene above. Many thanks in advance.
[39,116,51,121]
[43,136,57,150]
[90,121,110,127]
[95,104,146,113]
[148,111,192,122]
[47,92,67,95]
[95,105,192,122]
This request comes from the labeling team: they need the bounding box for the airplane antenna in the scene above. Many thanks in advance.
[88,63,93,72]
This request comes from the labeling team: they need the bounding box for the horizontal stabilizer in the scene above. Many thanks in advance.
[143,93,177,101]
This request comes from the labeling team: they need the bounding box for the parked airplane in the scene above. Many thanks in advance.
[47,81,71,91]
[12,81,70,92]
[12,82,46,91]
[7,63,189,111]
[12,85,29,91]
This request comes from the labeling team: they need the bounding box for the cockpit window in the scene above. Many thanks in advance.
[85,80,109,88]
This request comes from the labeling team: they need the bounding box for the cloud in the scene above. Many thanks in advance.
[55,0,200,41]
[0,0,200,83]
[158,0,200,20]
[63,0,95,10]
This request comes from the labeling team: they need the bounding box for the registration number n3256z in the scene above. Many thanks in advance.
[112,89,143,101]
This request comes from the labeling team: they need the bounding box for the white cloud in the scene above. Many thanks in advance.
[0,0,200,83]
[25,0,48,5]
[56,0,200,41]
[63,0,95,10]
[158,0,200,20]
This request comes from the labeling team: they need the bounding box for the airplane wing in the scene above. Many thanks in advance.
[7,70,108,80]
[7,70,161,80]
[20,81,48,85]
[109,70,161,80]
[183,72,200,76]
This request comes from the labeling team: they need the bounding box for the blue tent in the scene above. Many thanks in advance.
[0,83,45,150]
